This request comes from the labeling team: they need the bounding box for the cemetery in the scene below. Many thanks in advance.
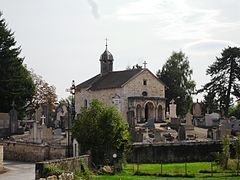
[1,8,240,179]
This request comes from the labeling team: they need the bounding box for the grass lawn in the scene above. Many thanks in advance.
[94,162,240,179]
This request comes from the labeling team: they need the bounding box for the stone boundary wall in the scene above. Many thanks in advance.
[2,141,67,162]
[129,141,224,163]
[35,155,90,179]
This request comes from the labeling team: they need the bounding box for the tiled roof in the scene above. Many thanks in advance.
[76,68,143,91]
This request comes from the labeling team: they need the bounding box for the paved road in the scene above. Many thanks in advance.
[0,161,35,180]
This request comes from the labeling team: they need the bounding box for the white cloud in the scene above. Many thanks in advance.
[115,0,240,40]
[184,39,240,55]
[86,0,100,19]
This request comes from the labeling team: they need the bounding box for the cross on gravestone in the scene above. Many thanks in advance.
[41,115,46,125]
[169,99,177,118]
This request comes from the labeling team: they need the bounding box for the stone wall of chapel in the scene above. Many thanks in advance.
[123,70,165,98]
[75,88,128,120]
[123,71,164,106]
[122,70,165,121]
[75,70,165,122]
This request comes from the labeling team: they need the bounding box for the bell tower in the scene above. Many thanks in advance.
[100,39,113,75]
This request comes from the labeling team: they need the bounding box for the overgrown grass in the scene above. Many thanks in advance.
[94,162,240,179]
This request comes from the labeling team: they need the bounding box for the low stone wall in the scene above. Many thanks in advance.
[129,141,223,163]
[35,155,90,179]
[3,141,67,162]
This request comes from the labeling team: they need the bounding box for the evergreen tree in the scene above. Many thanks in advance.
[157,51,196,117]
[203,91,219,114]
[200,46,240,116]
[0,12,35,117]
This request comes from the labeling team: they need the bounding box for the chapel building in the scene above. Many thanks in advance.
[75,44,166,126]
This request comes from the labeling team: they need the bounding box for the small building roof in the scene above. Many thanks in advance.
[76,68,143,91]
[76,68,166,91]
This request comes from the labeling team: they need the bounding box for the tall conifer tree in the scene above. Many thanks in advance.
[0,12,35,117]
[200,46,240,116]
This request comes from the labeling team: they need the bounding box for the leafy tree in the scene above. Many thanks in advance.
[0,12,35,118]
[234,135,240,175]
[30,70,57,113]
[229,102,240,119]
[199,47,240,116]
[157,51,196,117]
[59,96,71,106]
[72,99,130,166]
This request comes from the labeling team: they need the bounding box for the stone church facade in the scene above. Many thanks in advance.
[75,44,166,126]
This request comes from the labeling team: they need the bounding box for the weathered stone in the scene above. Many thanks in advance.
[100,166,113,174]
[59,173,74,180]
[47,175,58,180]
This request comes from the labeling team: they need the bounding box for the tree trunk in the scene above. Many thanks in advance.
[225,58,234,116]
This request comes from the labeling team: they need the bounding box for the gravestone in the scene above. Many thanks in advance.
[154,129,162,142]
[144,118,155,129]
[53,128,62,139]
[192,102,202,117]
[73,138,79,157]
[169,99,177,118]
[9,107,18,134]
[0,113,10,137]
[35,106,43,123]
[134,128,143,142]
[185,112,194,130]
[213,128,220,140]
[178,125,186,141]
[207,128,213,139]
[29,119,53,144]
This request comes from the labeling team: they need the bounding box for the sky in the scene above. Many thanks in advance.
[1,0,240,101]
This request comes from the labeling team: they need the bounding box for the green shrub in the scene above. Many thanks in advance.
[43,164,64,177]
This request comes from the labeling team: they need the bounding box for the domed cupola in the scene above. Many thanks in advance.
[100,39,114,75]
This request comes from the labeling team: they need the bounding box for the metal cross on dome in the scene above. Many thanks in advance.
[105,38,108,49]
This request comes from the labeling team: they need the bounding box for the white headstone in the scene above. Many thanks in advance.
[169,99,177,118]
[73,139,79,157]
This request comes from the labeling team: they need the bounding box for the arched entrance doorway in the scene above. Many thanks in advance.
[145,102,154,122]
